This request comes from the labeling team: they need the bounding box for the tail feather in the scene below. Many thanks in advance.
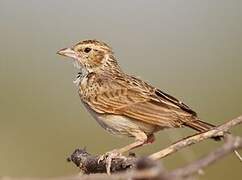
[184,120,222,141]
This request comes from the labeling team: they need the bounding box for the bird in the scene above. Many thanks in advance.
[57,39,221,172]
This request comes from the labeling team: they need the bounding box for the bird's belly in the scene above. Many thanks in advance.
[82,102,158,137]
[96,114,159,137]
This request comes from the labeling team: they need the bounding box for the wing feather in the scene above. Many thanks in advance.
[85,76,197,128]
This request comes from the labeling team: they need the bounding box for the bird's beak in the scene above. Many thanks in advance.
[57,48,78,59]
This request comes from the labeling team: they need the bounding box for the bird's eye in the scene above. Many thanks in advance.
[84,47,91,53]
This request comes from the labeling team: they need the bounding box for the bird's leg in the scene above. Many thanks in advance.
[116,139,146,154]
[116,134,155,154]
[98,132,148,174]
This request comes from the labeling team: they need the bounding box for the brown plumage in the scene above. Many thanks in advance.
[57,39,220,165]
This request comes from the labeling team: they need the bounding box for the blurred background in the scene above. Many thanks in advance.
[0,0,241,179]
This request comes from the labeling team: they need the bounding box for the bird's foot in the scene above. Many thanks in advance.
[98,149,126,174]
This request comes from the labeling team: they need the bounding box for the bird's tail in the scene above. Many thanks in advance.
[184,119,223,141]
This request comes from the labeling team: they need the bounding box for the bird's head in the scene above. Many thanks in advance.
[57,40,119,74]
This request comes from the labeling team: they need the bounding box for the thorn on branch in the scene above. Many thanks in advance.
[234,150,242,161]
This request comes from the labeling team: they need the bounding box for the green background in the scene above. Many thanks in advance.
[0,0,241,179]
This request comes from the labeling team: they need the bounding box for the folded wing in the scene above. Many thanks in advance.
[85,76,197,128]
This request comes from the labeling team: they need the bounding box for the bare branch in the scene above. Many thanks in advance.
[3,116,241,180]
[67,148,137,174]
[149,115,242,160]
[169,134,242,179]
[66,115,242,177]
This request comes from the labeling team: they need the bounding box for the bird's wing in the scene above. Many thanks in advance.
[85,76,197,128]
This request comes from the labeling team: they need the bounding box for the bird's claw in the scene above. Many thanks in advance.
[98,150,125,174]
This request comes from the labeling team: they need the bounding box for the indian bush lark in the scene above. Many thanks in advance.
[57,39,221,173]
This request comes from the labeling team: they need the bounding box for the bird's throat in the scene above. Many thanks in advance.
[73,61,88,86]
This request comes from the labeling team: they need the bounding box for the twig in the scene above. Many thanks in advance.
[149,115,242,160]
[234,150,242,161]
[169,134,242,179]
